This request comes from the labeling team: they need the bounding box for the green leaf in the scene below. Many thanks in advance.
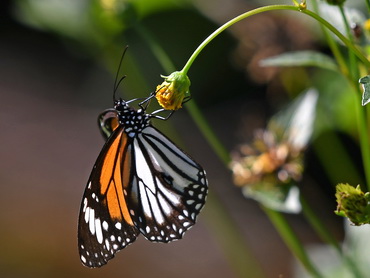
[243,184,301,214]
[359,75,370,106]
[260,51,339,72]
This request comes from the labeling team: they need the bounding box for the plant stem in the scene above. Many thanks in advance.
[310,0,349,77]
[262,206,323,278]
[180,5,370,76]
[181,5,300,75]
[338,5,359,81]
[301,9,370,68]
[300,196,340,251]
[366,0,370,14]
[336,5,370,191]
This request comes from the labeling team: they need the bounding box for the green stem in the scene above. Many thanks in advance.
[338,5,359,81]
[301,9,370,68]
[181,5,300,74]
[366,0,370,14]
[300,196,341,251]
[310,0,349,77]
[181,5,370,74]
[180,5,370,75]
[335,5,370,190]
[354,92,370,191]
[262,207,323,278]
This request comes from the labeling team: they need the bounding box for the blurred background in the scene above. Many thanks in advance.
[0,0,364,277]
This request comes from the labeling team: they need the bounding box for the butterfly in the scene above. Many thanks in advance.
[77,93,208,268]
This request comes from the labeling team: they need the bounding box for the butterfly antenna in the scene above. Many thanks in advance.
[113,46,129,102]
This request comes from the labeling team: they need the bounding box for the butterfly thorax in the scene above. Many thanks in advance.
[115,99,150,136]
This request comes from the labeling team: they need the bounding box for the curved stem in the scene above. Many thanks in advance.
[180,5,370,76]
[302,9,370,68]
[181,5,299,74]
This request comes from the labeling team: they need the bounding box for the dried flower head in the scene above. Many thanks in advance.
[230,89,318,213]
[231,130,304,188]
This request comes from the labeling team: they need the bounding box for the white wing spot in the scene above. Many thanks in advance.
[82,198,88,212]
[105,239,111,251]
[102,221,109,231]
[84,207,90,223]
[110,235,115,242]
[146,226,151,233]
[195,203,202,210]
[95,218,103,244]
[89,209,95,235]
[115,222,122,230]
[186,200,195,205]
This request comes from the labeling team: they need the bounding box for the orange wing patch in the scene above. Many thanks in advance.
[99,131,133,225]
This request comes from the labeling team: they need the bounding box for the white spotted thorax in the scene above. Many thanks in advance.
[114,99,150,137]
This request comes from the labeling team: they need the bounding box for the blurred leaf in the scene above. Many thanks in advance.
[318,2,366,45]
[359,75,370,106]
[243,185,301,214]
[260,51,339,72]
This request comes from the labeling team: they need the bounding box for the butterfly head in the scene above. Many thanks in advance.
[114,98,150,136]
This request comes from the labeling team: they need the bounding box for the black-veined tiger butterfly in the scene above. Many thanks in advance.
[77,83,208,268]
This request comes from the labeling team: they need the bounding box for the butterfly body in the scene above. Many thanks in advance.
[78,99,208,268]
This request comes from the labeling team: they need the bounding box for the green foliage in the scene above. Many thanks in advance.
[359,75,370,106]
[260,51,339,72]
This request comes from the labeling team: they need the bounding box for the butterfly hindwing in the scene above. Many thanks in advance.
[78,126,140,268]
[126,126,208,242]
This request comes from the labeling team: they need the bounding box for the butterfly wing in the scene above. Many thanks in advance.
[126,126,208,242]
[78,126,140,268]
[98,109,119,140]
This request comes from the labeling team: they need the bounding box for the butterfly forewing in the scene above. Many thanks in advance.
[78,126,140,268]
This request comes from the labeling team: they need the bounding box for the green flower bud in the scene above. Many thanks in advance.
[335,184,370,225]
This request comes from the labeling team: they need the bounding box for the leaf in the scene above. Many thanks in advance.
[243,184,301,214]
[260,51,339,72]
[359,75,370,106]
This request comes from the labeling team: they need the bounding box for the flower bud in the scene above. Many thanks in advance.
[156,71,191,110]
[335,184,370,225]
